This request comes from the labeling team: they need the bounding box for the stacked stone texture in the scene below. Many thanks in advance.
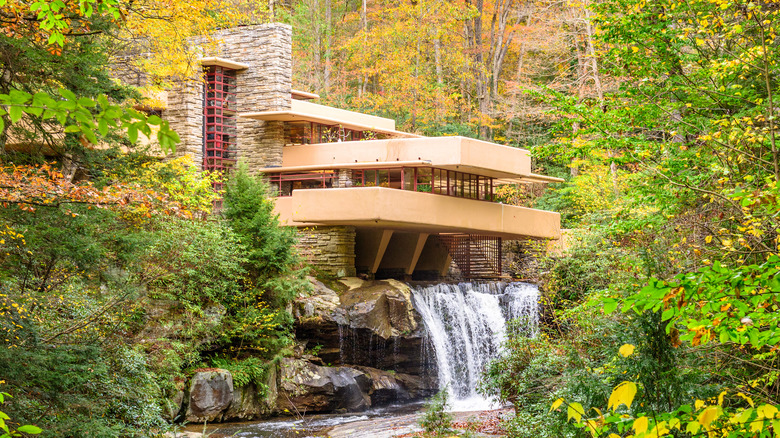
[296,226,357,277]
[209,24,292,170]
[164,23,293,169]
[165,79,204,164]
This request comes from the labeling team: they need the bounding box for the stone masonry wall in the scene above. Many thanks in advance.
[164,23,293,169]
[208,24,292,170]
[296,226,357,277]
[166,80,204,164]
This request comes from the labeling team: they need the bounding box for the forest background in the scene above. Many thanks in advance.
[0,0,778,436]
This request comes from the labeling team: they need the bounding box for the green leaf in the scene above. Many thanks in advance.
[58,88,76,101]
[77,97,96,107]
[98,118,108,137]
[8,106,22,123]
[603,298,618,314]
[80,123,97,144]
[748,328,760,348]
[661,307,675,321]
[23,106,43,117]
[8,90,31,104]
[127,126,138,144]
[16,425,42,434]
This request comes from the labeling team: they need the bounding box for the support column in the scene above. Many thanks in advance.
[405,233,429,275]
[371,230,394,273]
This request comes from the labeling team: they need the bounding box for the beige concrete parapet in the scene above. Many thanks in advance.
[280,136,536,180]
[273,187,561,240]
[241,100,420,138]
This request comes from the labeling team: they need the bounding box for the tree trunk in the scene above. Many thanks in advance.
[324,0,332,93]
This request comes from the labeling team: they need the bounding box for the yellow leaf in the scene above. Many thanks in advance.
[705,235,713,243]
[608,381,638,411]
[695,399,706,410]
[619,344,636,357]
[633,416,649,434]
[698,406,721,429]
[551,398,564,412]
[758,404,778,419]
[737,392,755,407]
[568,402,584,423]
[649,421,670,436]
[585,419,600,436]
[631,46,639,53]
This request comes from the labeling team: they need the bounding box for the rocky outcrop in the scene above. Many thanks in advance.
[184,370,234,423]
[276,358,434,414]
[178,368,276,423]
[169,277,439,423]
[338,278,418,338]
[277,358,370,413]
[294,278,434,376]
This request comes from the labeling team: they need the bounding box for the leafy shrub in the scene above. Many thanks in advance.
[419,389,454,436]
[209,356,270,394]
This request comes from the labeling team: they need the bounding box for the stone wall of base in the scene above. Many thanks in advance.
[296,226,356,277]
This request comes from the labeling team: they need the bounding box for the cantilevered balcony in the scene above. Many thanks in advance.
[242,99,420,139]
[274,187,560,240]
[270,136,559,183]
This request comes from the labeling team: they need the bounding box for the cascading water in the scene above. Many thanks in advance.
[411,282,539,411]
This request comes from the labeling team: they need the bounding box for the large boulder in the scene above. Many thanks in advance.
[352,366,410,405]
[184,369,234,423]
[277,359,435,414]
[338,279,418,338]
[277,358,370,413]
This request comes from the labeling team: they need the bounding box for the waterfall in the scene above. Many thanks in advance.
[411,282,539,411]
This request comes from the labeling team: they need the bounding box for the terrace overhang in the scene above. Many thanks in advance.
[241,100,421,138]
[274,187,561,240]
[291,89,320,100]
[200,57,250,70]
[278,136,563,183]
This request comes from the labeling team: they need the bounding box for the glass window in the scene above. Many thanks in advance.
[388,169,402,189]
[363,170,377,186]
[416,168,432,192]
[378,169,389,187]
[403,168,415,190]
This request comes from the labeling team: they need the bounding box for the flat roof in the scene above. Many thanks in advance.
[291,89,320,100]
[258,160,432,173]
[200,57,250,70]
[241,99,421,138]
[281,137,537,180]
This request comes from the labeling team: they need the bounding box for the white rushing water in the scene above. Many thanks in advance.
[411,282,539,411]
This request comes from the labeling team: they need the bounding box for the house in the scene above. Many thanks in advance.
[156,23,562,279]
